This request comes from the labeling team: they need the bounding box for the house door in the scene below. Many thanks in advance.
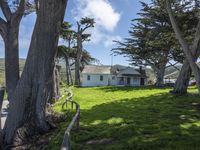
[140,78,145,86]
[127,77,131,85]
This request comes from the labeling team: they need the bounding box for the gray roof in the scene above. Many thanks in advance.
[119,67,140,75]
[82,65,111,74]
[82,65,147,77]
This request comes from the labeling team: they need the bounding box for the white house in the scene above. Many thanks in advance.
[81,65,147,87]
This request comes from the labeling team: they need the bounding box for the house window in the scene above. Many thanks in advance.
[112,76,115,80]
[87,75,90,81]
[100,75,103,81]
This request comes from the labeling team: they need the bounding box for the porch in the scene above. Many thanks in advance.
[117,76,145,86]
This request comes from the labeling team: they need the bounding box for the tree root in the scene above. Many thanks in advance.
[2,112,66,149]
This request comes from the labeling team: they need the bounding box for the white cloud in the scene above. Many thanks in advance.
[104,35,122,48]
[73,0,121,47]
[74,0,120,31]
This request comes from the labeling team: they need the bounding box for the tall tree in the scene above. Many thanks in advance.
[3,0,68,145]
[165,0,200,95]
[0,0,25,101]
[74,17,95,86]
[165,0,200,94]
[60,22,75,85]
[57,45,96,85]
[113,1,181,86]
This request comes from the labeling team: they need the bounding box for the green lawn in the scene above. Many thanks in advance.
[49,86,200,150]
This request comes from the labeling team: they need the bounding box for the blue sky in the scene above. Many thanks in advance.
[0,0,150,66]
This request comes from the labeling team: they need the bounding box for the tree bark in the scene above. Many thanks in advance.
[0,87,5,149]
[3,0,68,145]
[172,44,200,94]
[50,65,60,104]
[65,56,70,85]
[75,29,83,86]
[4,26,20,102]
[0,0,25,101]
[155,66,165,87]
[172,61,191,94]
[69,59,73,85]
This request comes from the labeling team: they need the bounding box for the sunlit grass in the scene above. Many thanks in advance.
[47,86,200,150]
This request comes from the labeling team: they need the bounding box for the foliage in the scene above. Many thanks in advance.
[46,86,200,150]
[113,1,179,67]
[57,45,97,70]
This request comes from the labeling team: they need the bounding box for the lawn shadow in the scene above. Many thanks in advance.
[72,93,200,150]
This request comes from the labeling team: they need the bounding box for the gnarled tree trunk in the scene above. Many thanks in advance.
[0,0,25,101]
[171,61,191,94]
[171,44,200,94]
[3,0,68,145]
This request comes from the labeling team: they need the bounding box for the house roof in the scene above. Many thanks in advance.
[82,65,111,74]
[82,65,147,78]
[119,67,141,75]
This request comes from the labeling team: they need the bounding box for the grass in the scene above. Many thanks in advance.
[47,86,200,150]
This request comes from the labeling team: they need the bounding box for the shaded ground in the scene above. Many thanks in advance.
[48,86,200,150]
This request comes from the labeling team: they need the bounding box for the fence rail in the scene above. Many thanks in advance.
[61,92,80,150]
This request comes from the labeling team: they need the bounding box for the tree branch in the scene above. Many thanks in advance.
[81,24,93,33]
[192,19,200,52]
[166,0,189,52]
[0,0,12,21]
[13,0,26,22]
[34,0,39,14]
[0,17,7,39]
[166,61,180,71]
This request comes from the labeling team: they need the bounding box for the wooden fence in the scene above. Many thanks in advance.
[61,91,80,150]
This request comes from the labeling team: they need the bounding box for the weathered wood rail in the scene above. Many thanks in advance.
[61,91,80,150]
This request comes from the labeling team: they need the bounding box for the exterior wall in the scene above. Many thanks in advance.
[81,74,109,87]
[81,74,147,87]
[109,75,118,86]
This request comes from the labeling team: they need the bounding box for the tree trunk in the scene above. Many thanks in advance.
[166,0,200,95]
[171,44,200,94]
[51,65,60,104]
[75,58,80,86]
[0,87,5,127]
[69,64,73,85]
[3,0,68,145]
[75,32,83,86]
[4,26,20,102]
[155,66,165,87]
[0,87,5,149]
[171,61,191,94]
[55,65,60,98]
[65,56,70,85]
[0,0,25,101]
